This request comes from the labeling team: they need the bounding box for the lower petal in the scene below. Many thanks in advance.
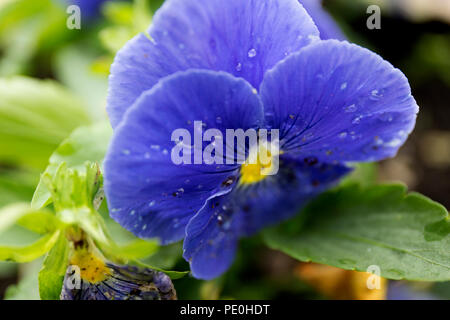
[183,156,350,279]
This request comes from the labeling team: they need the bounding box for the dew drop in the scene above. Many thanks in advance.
[149,200,155,207]
[385,138,402,148]
[222,221,231,230]
[352,115,363,124]
[130,210,136,216]
[344,104,357,113]
[162,149,169,155]
[150,145,160,150]
[338,131,347,139]
[340,82,348,90]
[247,48,257,58]
[235,63,242,71]
[379,113,393,122]
[369,89,383,101]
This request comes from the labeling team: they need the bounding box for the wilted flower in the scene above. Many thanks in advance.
[60,248,176,300]
[104,0,418,279]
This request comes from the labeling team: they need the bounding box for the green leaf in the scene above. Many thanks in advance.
[0,203,35,234]
[0,230,60,263]
[43,162,111,246]
[100,239,159,261]
[132,259,189,280]
[0,203,57,235]
[0,170,37,207]
[340,162,378,187]
[0,77,91,169]
[142,242,183,270]
[264,184,450,281]
[38,232,69,300]
[53,46,109,121]
[32,122,112,209]
[17,212,61,235]
[0,0,68,76]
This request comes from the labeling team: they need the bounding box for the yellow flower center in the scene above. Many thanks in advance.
[240,142,280,185]
[70,249,110,283]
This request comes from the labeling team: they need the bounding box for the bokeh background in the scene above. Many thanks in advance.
[0,0,448,299]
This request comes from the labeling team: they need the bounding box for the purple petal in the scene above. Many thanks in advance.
[260,40,419,163]
[183,156,350,279]
[104,70,263,244]
[107,0,319,127]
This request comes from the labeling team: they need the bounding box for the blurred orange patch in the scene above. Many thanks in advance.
[295,263,387,300]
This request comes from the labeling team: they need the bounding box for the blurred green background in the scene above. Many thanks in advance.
[0,0,448,300]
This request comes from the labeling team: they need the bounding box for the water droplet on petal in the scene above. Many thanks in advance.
[235,63,242,71]
[149,200,155,207]
[344,104,357,113]
[248,48,257,58]
[340,82,348,90]
[385,138,402,148]
[369,89,383,101]
[352,115,363,124]
[338,132,347,139]
[378,113,393,122]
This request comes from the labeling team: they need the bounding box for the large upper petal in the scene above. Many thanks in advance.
[260,40,419,163]
[299,0,346,40]
[104,70,264,244]
[107,0,319,127]
[183,156,350,279]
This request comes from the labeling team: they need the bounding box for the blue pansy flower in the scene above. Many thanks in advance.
[104,0,418,279]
